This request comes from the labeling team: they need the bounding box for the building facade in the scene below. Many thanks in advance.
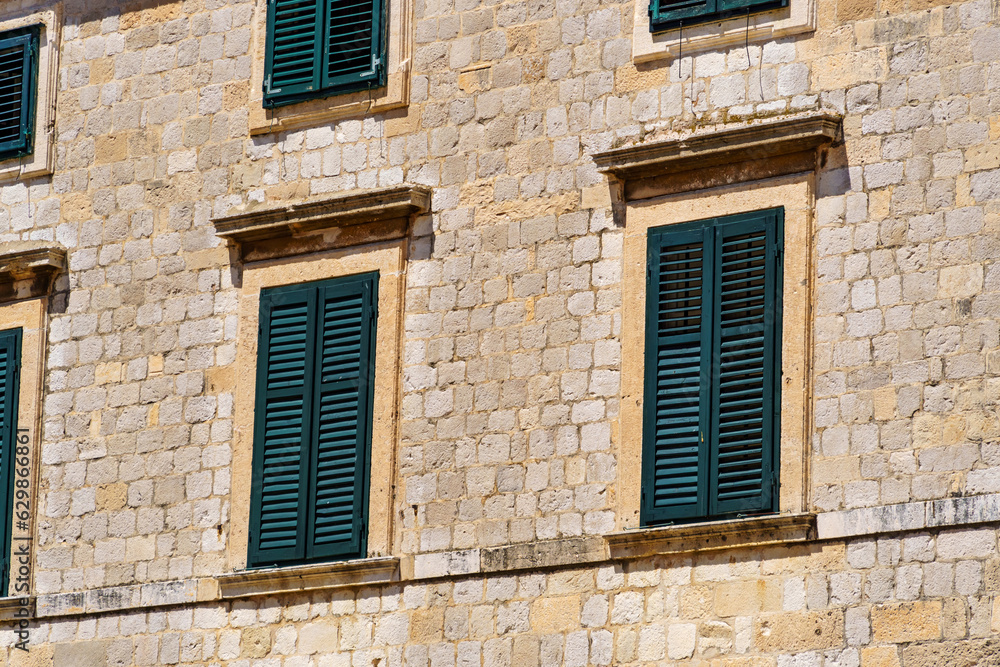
[0,0,995,664]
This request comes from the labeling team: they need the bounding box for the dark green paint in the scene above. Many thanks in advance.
[0,26,40,162]
[642,209,782,526]
[264,0,386,108]
[649,0,787,32]
[249,273,377,568]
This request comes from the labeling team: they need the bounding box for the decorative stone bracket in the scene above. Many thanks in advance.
[213,185,432,263]
[0,242,66,303]
[592,112,843,203]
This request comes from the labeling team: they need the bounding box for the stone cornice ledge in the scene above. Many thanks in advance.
[592,112,842,182]
[816,493,1000,540]
[217,557,400,599]
[606,513,817,560]
[0,596,32,621]
[0,242,66,303]
[214,186,431,262]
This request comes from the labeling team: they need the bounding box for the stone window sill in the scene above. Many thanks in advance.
[0,596,32,620]
[216,557,399,599]
[606,513,816,559]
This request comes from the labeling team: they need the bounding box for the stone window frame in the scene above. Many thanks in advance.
[632,0,815,64]
[214,186,429,592]
[593,112,840,536]
[0,243,64,612]
[0,4,59,181]
[247,0,413,136]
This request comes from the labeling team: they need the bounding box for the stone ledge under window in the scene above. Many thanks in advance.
[592,112,841,201]
[606,513,817,560]
[214,185,432,263]
[0,242,66,303]
[217,557,400,600]
[0,596,32,621]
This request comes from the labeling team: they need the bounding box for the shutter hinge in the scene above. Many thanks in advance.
[264,75,271,94]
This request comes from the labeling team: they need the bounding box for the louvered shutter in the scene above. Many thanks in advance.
[0,329,21,595]
[323,0,383,90]
[650,0,716,27]
[249,274,376,568]
[308,274,376,559]
[649,0,786,30]
[642,230,711,524]
[0,29,37,161]
[710,212,780,516]
[264,0,324,104]
[642,210,781,526]
[249,287,316,566]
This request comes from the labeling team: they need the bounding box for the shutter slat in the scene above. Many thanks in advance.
[325,0,379,84]
[0,31,35,157]
[265,0,322,98]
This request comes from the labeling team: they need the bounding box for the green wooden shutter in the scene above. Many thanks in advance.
[0,329,21,595]
[249,274,377,568]
[0,28,38,161]
[264,0,324,105]
[308,274,376,560]
[641,229,711,525]
[323,0,384,90]
[642,210,781,526]
[710,211,781,516]
[649,0,786,31]
[650,0,715,28]
[249,287,316,566]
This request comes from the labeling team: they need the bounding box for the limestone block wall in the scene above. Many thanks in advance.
[0,0,991,662]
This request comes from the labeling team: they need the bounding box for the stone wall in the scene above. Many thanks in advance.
[0,0,996,662]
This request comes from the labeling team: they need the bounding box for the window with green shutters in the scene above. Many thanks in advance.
[649,0,787,32]
[0,328,21,594]
[641,209,782,526]
[0,26,39,161]
[249,273,377,568]
[264,0,386,108]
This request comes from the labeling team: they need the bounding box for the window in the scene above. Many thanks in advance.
[642,209,782,526]
[264,0,386,108]
[0,26,38,162]
[649,0,787,31]
[248,272,378,568]
[0,328,20,595]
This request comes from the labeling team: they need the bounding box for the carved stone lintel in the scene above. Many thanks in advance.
[0,243,66,303]
[592,112,842,201]
[214,186,432,263]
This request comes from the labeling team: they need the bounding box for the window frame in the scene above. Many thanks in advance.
[262,0,387,109]
[640,209,783,527]
[248,273,378,569]
[0,26,39,162]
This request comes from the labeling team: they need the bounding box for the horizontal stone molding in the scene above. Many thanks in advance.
[29,495,1000,618]
[816,493,1000,540]
[214,186,432,262]
[0,242,66,303]
[606,513,817,559]
[592,112,841,201]
[217,557,400,600]
[36,580,197,618]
